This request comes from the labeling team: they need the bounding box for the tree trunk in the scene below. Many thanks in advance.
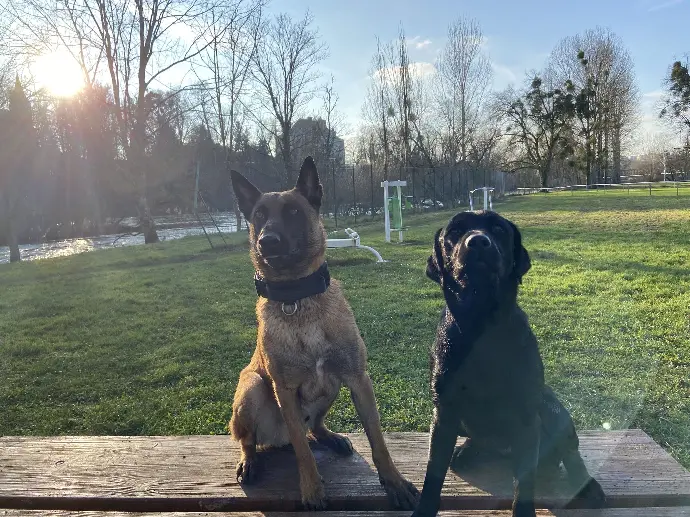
[612,125,621,183]
[540,168,549,188]
[281,126,292,187]
[6,217,21,263]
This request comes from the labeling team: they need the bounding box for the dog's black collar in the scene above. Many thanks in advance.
[254,262,330,303]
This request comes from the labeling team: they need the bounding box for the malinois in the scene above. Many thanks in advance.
[228,157,419,510]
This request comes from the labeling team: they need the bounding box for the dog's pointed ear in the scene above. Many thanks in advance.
[426,228,445,284]
[295,156,323,211]
[230,170,262,220]
[509,221,531,282]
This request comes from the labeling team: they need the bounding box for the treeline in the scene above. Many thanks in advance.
[1,2,689,262]
[353,23,688,194]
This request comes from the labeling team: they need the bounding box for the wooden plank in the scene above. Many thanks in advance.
[0,431,689,512]
[3,510,690,516]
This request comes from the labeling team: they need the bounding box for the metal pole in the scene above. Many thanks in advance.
[383,181,390,243]
[332,163,338,229]
[194,160,200,212]
[352,165,357,225]
[397,183,403,242]
[370,163,374,219]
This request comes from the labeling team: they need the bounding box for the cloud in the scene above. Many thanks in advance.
[643,89,664,99]
[373,62,437,82]
[633,89,679,148]
[647,0,684,12]
[490,61,518,86]
[409,36,433,50]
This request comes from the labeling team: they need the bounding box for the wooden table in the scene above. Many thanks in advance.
[2,430,689,516]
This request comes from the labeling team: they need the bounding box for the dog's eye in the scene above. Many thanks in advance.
[254,210,265,220]
[493,225,505,234]
[289,208,299,216]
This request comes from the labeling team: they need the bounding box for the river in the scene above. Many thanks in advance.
[0,212,239,265]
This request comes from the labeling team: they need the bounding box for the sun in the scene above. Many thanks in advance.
[32,49,85,98]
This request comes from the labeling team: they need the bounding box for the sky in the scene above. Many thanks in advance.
[265,0,690,147]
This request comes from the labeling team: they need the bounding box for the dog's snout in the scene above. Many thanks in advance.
[465,232,492,249]
[258,231,282,252]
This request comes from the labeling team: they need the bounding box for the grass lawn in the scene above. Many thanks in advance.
[1,191,689,469]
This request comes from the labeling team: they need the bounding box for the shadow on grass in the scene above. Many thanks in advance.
[326,256,377,268]
[0,245,251,287]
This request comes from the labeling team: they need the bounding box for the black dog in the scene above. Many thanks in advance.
[411,211,606,517]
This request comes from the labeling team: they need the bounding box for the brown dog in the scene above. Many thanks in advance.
[228,157,419,510]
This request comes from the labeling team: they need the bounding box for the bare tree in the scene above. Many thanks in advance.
[193,0,263,227]
[362,38,394,180]
[319,76,342,220]
[437,18,492,165]
[4,0,237,242]
[195,0,263,157]
[79,0,239,242]
[320,75,345,167]
[549,28,638,184]
[251,11,327,186]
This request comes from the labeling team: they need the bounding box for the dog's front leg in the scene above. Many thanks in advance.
[412,405,461,517]
[272,382,326,510]
[510,415,541,517]
[344,372,419,509]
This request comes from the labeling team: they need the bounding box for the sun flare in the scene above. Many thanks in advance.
[32,49,85,98]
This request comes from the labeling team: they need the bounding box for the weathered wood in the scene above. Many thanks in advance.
[3,510,690,516]
[1,431,689,512]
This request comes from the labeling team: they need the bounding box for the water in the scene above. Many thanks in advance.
[0,213,239,265]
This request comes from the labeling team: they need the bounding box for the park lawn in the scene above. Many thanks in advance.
[1,191,689,469]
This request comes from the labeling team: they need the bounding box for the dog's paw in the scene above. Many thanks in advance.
[235,456,260,484]
[316,432,354,456]
[572,477,606,507]
[300,480,327,510]
[512,500,537,517]
[379,473,420,510]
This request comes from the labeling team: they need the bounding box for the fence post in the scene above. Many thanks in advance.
[332,164,338,230]
[370,163,374,219]
[433,168,438,211]
[352,165,357,225]
[450,168,454,208]
[649,184,652,196]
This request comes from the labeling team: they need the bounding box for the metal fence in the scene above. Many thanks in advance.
[320,164,516,228]
[514,181,690,197]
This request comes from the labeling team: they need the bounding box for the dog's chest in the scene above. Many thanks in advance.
[436,310,543,419]
[262,308,344,387]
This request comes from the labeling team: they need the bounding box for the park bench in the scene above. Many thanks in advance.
[1,430,690,516]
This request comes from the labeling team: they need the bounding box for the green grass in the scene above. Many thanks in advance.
[1,192,689,470]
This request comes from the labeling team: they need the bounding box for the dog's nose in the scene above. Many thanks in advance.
[258,232,282,251]
[465,232,492,249]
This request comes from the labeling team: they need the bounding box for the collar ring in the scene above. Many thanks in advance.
[282,301,298,316]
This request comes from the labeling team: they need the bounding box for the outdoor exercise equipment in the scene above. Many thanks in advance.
[326,228,385,262]
[381,180,406,243]
[469,187,494,211]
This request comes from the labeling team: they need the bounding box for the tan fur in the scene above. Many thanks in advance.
[229,181,418,510]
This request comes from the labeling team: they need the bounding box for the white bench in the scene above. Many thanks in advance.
[326,228,385,262]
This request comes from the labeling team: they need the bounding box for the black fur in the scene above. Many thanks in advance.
[412,211,606,517]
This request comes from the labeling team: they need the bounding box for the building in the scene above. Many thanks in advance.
[290,117,345,166]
